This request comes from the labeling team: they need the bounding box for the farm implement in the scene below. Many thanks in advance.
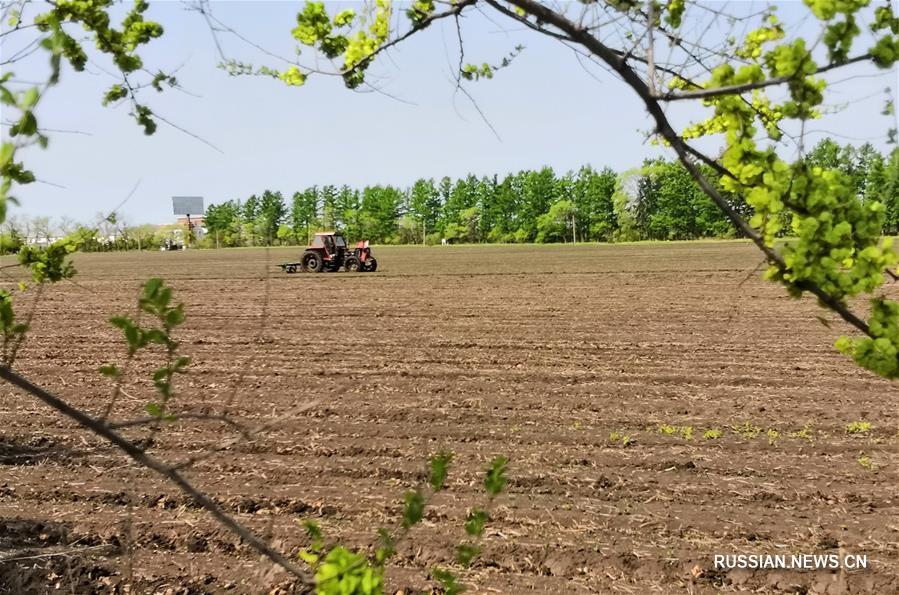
[280,231,378,273]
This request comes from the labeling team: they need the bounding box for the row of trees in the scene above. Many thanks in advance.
[3,141,895,254]
[203,140,898,247]
[0,212,189,254]
[202,162,741,247]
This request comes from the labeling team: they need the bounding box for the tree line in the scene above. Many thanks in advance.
[2,140,896,254]
[203,139,898,247]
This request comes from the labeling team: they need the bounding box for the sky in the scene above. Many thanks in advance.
[1,1,897,225]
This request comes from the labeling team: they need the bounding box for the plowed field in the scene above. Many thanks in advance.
[1,242,896,594]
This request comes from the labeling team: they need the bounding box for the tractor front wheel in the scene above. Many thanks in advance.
[303,252,323,273]
[365,258,378,272]
[344,256,362,272]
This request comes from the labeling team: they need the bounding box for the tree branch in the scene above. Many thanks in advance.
[343,0,478,79]
[656,54,872,101]
[0,364,314,588]
[502,0,872,338]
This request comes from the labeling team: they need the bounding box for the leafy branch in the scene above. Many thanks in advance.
[297,452,509,594]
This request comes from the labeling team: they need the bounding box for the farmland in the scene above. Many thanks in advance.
[1,241,897,594]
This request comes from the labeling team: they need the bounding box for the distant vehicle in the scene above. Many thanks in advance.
[280,232,377,273]
[160,238,183,251]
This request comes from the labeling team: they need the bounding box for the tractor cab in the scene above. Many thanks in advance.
[309,232,346,260]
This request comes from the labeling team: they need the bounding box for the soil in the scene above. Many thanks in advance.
[0,242,896,594]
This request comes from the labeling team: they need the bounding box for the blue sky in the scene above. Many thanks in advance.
[2,1,897,224]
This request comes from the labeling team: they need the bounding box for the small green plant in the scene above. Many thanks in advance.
[0,290,28,365]
[790,423,815,442]
[657,424,693,440]
[857,455,875,470]
[732,421,762,440]
[767,428,780,446]
[657,424,678,436]
[846,421,872,435]
[609,431,635,447]
[703,428,723,440]
[299,453,509,594]
[101,278,189,423]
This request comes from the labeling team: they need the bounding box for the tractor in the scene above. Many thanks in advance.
[280,232,378,273]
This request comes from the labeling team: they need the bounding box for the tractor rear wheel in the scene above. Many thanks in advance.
[365,258,378,272]
[303,251,323,273]
[344,256,362,272]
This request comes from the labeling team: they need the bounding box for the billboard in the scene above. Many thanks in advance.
[172,196,204,215]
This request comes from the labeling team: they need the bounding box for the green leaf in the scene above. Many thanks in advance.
[164,305,185,328]
[0,87,14,106]
[429,451,453,491]
[374,527,395,564]
[432,567,465,595]
[143,277,163,298]
[21,87,39,108]
[173,355,190,372]
[298,548,319,566]
[484,456,509,497]
[124,324,141,351]
[303,519,323,542]
[145,402,163,417]
[144,329,168,345]
[455,543,481,567]
[109,315,132,331]
[98,364,119,379]
[401,489,425,529]
[464,509,488,537]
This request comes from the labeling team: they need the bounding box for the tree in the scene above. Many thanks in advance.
[518,167,558,242]
[535,199,575,243]
[883,148,899,234]
[205,200,243,248]
[242,195,261,245]
[291,187,319,244]
[257,190,286,245]
[320,185,339,230]
[125,223,160,251]
[408,178,441,243]
[335,185,362,239]
[360,185,402,242]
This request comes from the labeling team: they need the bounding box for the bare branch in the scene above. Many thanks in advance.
[0,364,314,588]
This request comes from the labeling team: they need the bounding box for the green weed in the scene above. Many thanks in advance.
[846,421,872,435]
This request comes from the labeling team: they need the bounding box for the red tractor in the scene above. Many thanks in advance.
[280,232,378,273]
